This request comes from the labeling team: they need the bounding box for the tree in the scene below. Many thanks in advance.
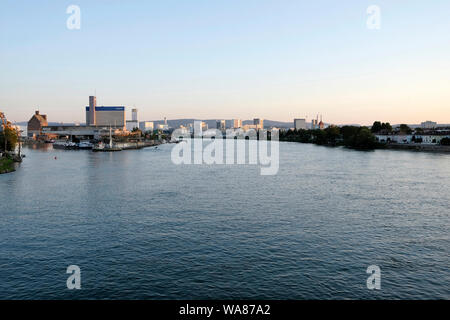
[440,138,450,146]
[0,127,18,152]
[340,126,360,145]
[381,122,392,133]
[399,124,412,134]
[325,126,340,144]
[344,127,377,149]
[354,127,377,149]
[371,121,382,133]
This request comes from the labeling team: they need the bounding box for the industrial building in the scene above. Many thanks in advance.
[85,96,125,128]
[311,115,325,130]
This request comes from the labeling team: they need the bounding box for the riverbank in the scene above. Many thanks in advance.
[384,143,450,152]
[0,157,15,174]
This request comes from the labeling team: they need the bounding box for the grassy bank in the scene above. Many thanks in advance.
[0,157,15,174]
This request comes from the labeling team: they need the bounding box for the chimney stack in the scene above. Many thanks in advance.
[89,96,96,126]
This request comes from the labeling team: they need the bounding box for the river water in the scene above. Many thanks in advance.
[0,142,449,299]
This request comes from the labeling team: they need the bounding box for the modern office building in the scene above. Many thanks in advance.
[294,118,307,130]
[85,96,125,128]
[233,119,242,128]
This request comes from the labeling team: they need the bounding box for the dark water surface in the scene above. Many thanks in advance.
[0,142,449,299]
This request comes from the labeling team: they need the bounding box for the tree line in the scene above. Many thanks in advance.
[280,125,379,150]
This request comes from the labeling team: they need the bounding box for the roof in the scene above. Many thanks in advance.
[86,106,125,111]
[29,113,48,125]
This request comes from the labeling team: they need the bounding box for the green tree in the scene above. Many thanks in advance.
[325,126,340,144]
[344,127,377,149]
[381,122,392,132]
[0,127,18,152]
[399,124,412,134]
[371,121,382,133]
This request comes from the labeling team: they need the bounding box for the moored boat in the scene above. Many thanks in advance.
[53,141,78,150]
[78,141,94,149]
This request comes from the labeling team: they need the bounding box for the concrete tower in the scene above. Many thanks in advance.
[89,96,96,126]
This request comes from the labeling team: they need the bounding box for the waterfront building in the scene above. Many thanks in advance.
[421,121,437,129]
[85,96,125,128]
[294,118,307,130]
[375,133,450,145]
[27,110,48,139]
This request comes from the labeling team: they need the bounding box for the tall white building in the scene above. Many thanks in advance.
[194,121,203,137]
[294,118,307,130]
[132,108,138,121]
[421,121,437,129]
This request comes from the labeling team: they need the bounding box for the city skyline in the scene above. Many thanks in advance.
[1,1,450,125]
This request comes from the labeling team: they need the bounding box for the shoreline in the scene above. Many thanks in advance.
[280,140,450,153]
[383,143,450,153]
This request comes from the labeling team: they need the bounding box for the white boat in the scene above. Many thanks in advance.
[53,141,78,150]
[78,141,94,149]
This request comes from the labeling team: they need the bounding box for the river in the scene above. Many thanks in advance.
[0,142,449,299]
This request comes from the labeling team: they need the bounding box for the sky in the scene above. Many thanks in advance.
[1,0,450,125]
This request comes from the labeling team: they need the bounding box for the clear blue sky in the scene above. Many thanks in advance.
[1,0,450,124]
